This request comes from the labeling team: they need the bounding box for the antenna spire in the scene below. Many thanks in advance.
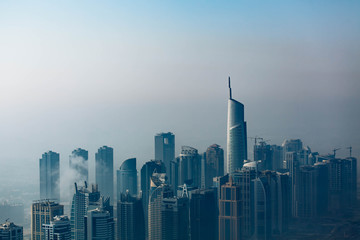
[228,76,232,99]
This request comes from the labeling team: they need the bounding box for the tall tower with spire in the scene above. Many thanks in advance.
[227,77,247,174]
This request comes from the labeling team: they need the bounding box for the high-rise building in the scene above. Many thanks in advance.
[274,172,291,235]
[95,146,114,203]
[148,174,172,240]
[227,77,247,174]
[161,197,189,240]
[31,200,64,240]
[177,146,201,188]
[347,157,358,206]
[251,171,291,240]
[69,148,89,183]
[282,139,303,153]
[293,165,318,218]
[219,178,241,240]
[204,144,224,188]
[252,176,272,240]
[254,141,273,171]
[43,215,71,240]
[87,205,115,240]
[270,145,283,171]
[0,221,23,240]
[70,183,99,240]
[117,193,145,240]
[154,132,175,177]
[140,159,165,234]
[325,158,352,213]
[117,158,137,200]
[40,151,60,201]
[190,189,217,240]
[232,163,256,238]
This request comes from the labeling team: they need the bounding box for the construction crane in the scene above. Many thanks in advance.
[333,148,341,158]
[346,146,352,157]
[248,136,263,146]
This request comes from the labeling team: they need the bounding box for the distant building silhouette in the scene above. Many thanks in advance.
[254,141,273,171]
[270,145,283,171]
[204,144,224,188]
[31,200,64,240]
[117,192,145,240]
[155,132,175,178]
[69,148,89,183]
[95,146,114,204]
[227,77,247,174]
[117,158,137,199]
[43,215,71,240]
[39,151,60,201]
[0,220,23,240]
[325,158,353,213]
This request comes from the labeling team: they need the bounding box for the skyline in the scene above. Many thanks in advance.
[1,1,359,192]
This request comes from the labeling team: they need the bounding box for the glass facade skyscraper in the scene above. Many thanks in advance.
[95,146,114,204]
[39,151,60,201]
[117,158,137,199]
[227,77,247,174]
[155,132,175,177]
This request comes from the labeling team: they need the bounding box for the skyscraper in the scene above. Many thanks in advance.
[148,174,172,240]
[69,148,89,183]
[43,215,71,240]
[0,221,23,240]
[232,162,256,238]
[254,141,273,171]
[117,158,137,199]
[252,176,272,240]
[219,178,241,240]
[161,197,189,240]
[204,144,224,188]
[87,206,115,240]
[117,192,145,240]
[39,151,60,201]
[95,146,114,203]
[227,77,247,174]
[177,146,201,188]
[190,189,217,240]
[31,200,64,240]
[140,160,165,233]
[154,132,175,177]
[70,183,90,240]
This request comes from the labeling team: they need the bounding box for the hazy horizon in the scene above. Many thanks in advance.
[1,1,359,200]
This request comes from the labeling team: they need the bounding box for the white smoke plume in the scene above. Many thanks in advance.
[59,156,88,205]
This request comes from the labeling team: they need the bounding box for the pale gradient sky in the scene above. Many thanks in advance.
[0,1,359,198]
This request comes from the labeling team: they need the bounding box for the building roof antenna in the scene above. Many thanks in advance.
[228,76,232,99]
